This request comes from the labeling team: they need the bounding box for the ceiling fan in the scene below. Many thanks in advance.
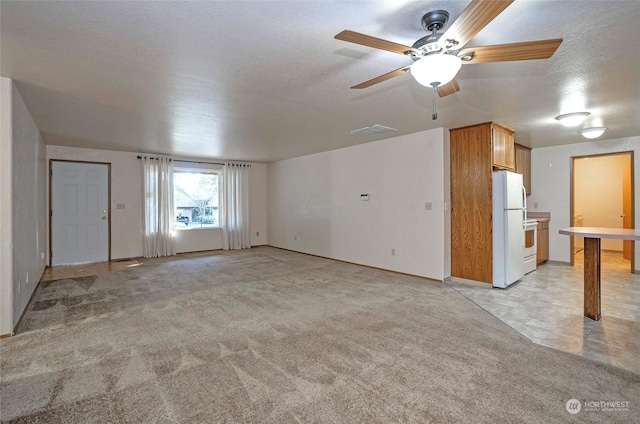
[335,0,562,100]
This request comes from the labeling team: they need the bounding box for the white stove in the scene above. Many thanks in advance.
[524,219,538,274]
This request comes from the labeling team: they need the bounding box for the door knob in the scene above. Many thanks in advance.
[102,216,107,220]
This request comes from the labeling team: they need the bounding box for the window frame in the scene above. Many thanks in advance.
[173,165,222,231]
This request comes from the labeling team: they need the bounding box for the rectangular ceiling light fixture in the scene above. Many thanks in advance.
[347,124,398,136]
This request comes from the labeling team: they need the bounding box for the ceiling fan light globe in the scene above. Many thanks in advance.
[410,54,462,87]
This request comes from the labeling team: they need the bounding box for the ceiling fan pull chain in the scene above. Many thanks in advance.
[432,86,438,120]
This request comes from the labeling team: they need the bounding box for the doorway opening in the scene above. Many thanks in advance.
[570,152,634,272]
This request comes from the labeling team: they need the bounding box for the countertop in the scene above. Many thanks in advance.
[559,227,640,240]
[527,212,550,223]
[532,217,550,223]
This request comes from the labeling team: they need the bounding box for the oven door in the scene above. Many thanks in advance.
[524,223,537,258]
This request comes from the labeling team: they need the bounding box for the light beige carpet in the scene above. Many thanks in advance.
[1,246,638,423]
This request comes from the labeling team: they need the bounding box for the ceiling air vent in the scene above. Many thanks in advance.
[347,124,398,136]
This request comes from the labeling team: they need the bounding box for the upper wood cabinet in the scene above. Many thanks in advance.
[491,124,515,171]
[514,143,532,195]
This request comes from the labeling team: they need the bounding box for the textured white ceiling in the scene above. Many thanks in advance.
[1,1,639,162]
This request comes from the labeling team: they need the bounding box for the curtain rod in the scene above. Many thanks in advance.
[136,155,225,166]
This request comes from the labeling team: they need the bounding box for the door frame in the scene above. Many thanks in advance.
[569,151,634,272]
[49,159,112,267]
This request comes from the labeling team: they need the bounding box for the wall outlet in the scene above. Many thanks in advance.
[294,235,299,241]
[256,231,260,237]
[391,248,396,256]
[534,202,538,209]
[41,252,45,260]
[425,202,432,210]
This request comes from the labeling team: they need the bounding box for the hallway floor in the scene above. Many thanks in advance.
[41,258,142,282]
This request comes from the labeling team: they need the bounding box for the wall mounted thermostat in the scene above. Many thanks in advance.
[360,194,370,201]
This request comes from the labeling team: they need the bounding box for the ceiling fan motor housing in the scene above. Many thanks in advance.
[421,10,449,32]
[411,34,444,58]
[410,10,450,59]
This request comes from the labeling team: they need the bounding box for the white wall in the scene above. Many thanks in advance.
[529,136,640,270]
[268,128,450,281]
[574,154,629,251]
[1,78,14,335]
[250,163,269,246]
[46,146,268,259]
[0,79,48,335]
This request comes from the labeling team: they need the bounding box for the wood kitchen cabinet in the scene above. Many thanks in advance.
[515,143,532,195]
[537,219,549,264]
[450,122,516,283]
[491,124,515,171]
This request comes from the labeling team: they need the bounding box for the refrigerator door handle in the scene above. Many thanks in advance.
[522,186,527,229]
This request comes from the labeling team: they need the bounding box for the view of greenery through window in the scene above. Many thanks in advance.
[174,170,220,229]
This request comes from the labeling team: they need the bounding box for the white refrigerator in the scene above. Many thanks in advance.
[492,171,526,288]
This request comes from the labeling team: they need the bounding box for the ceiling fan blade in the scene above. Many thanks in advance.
[351,65,411,89]
[459,39,563,64]
[441,0,515,50]
[335,30,419,55]
[437,79,461,97]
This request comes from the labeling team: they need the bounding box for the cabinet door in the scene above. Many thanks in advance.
[492,126,515,171]
[492,127,505,168]
[504,134,515,170]
[515,144,531,195]
[537,224,549,264]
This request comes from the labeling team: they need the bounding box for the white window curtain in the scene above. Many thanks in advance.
[222,163,251,250]
[141,156,176,258]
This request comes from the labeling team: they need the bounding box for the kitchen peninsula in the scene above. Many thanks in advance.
[559,227,640,321]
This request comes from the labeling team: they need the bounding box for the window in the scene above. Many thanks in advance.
[173,168,220,229]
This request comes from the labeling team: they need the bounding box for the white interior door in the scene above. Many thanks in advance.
[51,161,109,266]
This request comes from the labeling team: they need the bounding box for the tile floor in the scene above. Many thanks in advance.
[448,250,640,374]
[41,258,142,281]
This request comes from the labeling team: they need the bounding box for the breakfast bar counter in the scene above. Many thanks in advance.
[559,227,640,321]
